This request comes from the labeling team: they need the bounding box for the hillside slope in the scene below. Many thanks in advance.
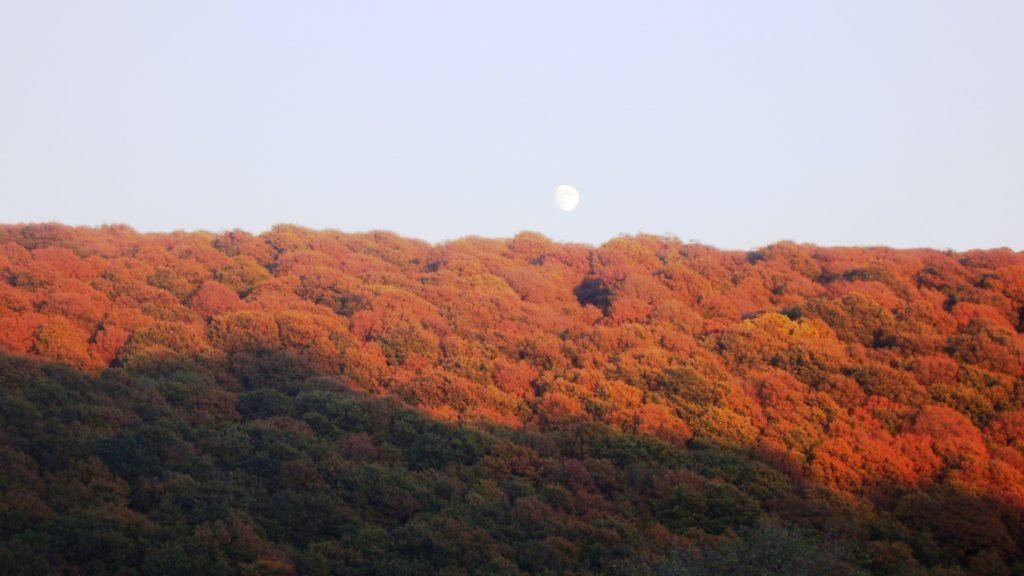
[1,223,1023,574]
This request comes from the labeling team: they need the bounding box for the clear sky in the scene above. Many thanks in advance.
[2,1,1022,250]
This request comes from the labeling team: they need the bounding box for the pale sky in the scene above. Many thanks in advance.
[1,1,1022,249]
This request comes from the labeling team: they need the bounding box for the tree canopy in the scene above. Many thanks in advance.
[1,224,1023,574]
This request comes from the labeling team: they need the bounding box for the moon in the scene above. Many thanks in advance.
[554,185,580,212]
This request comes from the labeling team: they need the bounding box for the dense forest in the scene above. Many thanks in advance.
[0,223,1022,575]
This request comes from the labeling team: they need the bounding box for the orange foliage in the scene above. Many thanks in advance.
[189,280,244,318]
[1,223,1023,512]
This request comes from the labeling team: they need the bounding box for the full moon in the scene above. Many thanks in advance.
[554,185,580,212]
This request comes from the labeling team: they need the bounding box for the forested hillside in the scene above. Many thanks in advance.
[1,223,1023,575]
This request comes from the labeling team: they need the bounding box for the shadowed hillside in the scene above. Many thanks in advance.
[1,223,1023,574]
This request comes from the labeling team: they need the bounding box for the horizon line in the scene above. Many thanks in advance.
[1,221,1020,255]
